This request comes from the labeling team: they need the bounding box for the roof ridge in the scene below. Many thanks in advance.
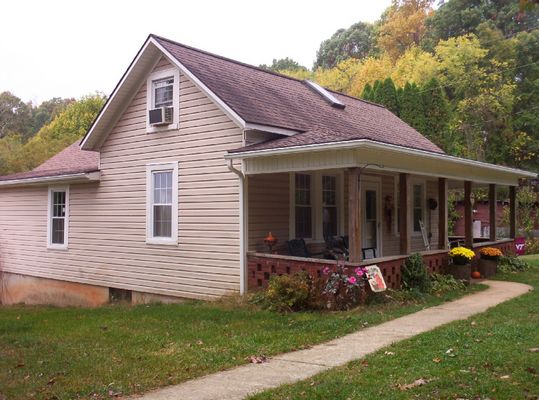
[150,34,387,110]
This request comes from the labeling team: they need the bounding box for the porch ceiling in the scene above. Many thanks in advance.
[227,140,536,186]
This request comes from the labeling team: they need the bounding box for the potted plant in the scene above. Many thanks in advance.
[477,247,502,278]
[447,247,475,283]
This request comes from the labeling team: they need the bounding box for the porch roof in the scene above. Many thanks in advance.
[225,139,536,186]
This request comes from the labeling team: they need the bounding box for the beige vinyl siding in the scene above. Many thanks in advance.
[248,173,290,252]
[0,57,244,300]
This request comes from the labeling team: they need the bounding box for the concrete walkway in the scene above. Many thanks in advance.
[135,280,532,400]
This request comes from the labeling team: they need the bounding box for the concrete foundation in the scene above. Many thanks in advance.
[0,272,109,307]
[0,272,187,307]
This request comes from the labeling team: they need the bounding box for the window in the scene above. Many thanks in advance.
[322,175,337,238]
[146,162,178,244]
[146,68,180,133]
[47,187,69,249]
[295,174,312,239]
[153,78,174,108]
[412,183,424,232]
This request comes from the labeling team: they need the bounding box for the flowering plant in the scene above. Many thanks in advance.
[322,263,369,310]
[448,247,475,265]
[479,247,502,260]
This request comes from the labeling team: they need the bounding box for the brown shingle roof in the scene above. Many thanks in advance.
[153,35,444,155]
[0,140,99,182]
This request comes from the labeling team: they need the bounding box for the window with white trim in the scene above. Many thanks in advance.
[153,78,174,108]
[412,183,425,233]
[295,173,312,239]
[48,187,69,249]
[322,175,338,238]
[146,162,178,245]
[146,68,180,133]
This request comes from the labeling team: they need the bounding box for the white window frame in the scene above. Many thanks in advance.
[289,171,344,242]
[146,68,180,134]
[409,178,427,236]
[146,162,179,245]
[47,186,69,250]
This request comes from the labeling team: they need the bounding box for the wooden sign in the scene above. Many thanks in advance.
[366,265,387,292]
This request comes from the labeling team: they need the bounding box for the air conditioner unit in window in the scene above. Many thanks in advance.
[149,107,173,126]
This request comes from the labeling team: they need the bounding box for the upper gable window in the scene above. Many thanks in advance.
[146,68,180,133]
[153,78,174,108]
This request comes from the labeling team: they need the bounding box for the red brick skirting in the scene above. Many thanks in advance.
[247,239,514,291]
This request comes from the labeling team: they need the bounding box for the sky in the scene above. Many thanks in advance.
[0,0,392,105]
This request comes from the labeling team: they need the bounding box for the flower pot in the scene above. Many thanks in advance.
[478,258,497,278]
[445,263,471,283]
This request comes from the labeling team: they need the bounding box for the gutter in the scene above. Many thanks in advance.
[225,139,537,179]
[0,171,101,187]
[227,159,247,295]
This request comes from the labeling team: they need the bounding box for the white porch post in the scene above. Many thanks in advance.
[438,177,448,250]
[399,173,410,254]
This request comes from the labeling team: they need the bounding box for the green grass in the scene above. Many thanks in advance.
[0,283,483,399]
[250,255,539,400]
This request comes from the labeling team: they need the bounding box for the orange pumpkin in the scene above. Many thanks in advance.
[471,271,481,279]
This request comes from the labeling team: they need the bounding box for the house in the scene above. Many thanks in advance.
[0,34,535,306]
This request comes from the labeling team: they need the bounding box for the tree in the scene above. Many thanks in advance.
[421,78,452,150]
[259,58,307,72]
[399,82,426,133]
[361,83,374,101]
[6,94,106,173]
[314,22,376,69]
[422,0,539,51]
[0,91,32,139]
[31,97,74,135]
[372,77,400,114]
[377,0,434,60]
[392,45,439,86]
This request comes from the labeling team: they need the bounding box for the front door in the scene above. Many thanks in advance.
[362,182,381,259]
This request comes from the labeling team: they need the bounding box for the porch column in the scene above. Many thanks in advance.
[489,184,496,241]
[399,173,410,254]
[464,180,473,248]
[509,185,517,239]
[348,167,361,262]
[438,178,448,250]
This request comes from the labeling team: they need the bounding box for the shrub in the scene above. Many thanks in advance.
[498,255,530,273]
[250,272,312,312]
[525,238,539,255]
[429,273,465,294]
[402,253,431,293]
[322,264,369,310]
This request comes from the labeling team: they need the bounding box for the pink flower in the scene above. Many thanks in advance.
[355,267,364,277]
[348,276,357,284]
[322,266,331,275]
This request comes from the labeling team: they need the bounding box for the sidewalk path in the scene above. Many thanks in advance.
[134,280,532,400]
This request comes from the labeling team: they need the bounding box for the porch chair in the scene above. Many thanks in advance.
[361,247,377,259]
[324,235,349,260]
[286,238,324,258]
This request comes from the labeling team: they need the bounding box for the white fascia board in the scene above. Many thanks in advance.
[244,123,300,136]
[225,139,536,180]
[81,38,156,150]
[149,38,246,129]
[0,172,101,188]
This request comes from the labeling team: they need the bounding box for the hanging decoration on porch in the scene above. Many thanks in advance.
[264,232,278,253]
[384,195,394,232]
[366,265,387,292]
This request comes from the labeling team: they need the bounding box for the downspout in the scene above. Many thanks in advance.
[227,158,247,295]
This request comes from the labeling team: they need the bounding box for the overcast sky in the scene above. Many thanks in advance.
[0,0,391,104]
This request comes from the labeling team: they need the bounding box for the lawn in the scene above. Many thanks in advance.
[0,281,482,399]
[250,255,539,400]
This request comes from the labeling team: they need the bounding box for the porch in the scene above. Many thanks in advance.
[226,138,533,293]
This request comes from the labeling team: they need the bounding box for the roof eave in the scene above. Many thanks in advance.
[0,171,101,188]
[225,139,537,184]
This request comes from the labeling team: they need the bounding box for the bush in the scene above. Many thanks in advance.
[402,253,431,293]
[498,255,530,273]
[525,238,539,255]
[429,273,465,294]
[250,272,312,312]
[322,264,369,310]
